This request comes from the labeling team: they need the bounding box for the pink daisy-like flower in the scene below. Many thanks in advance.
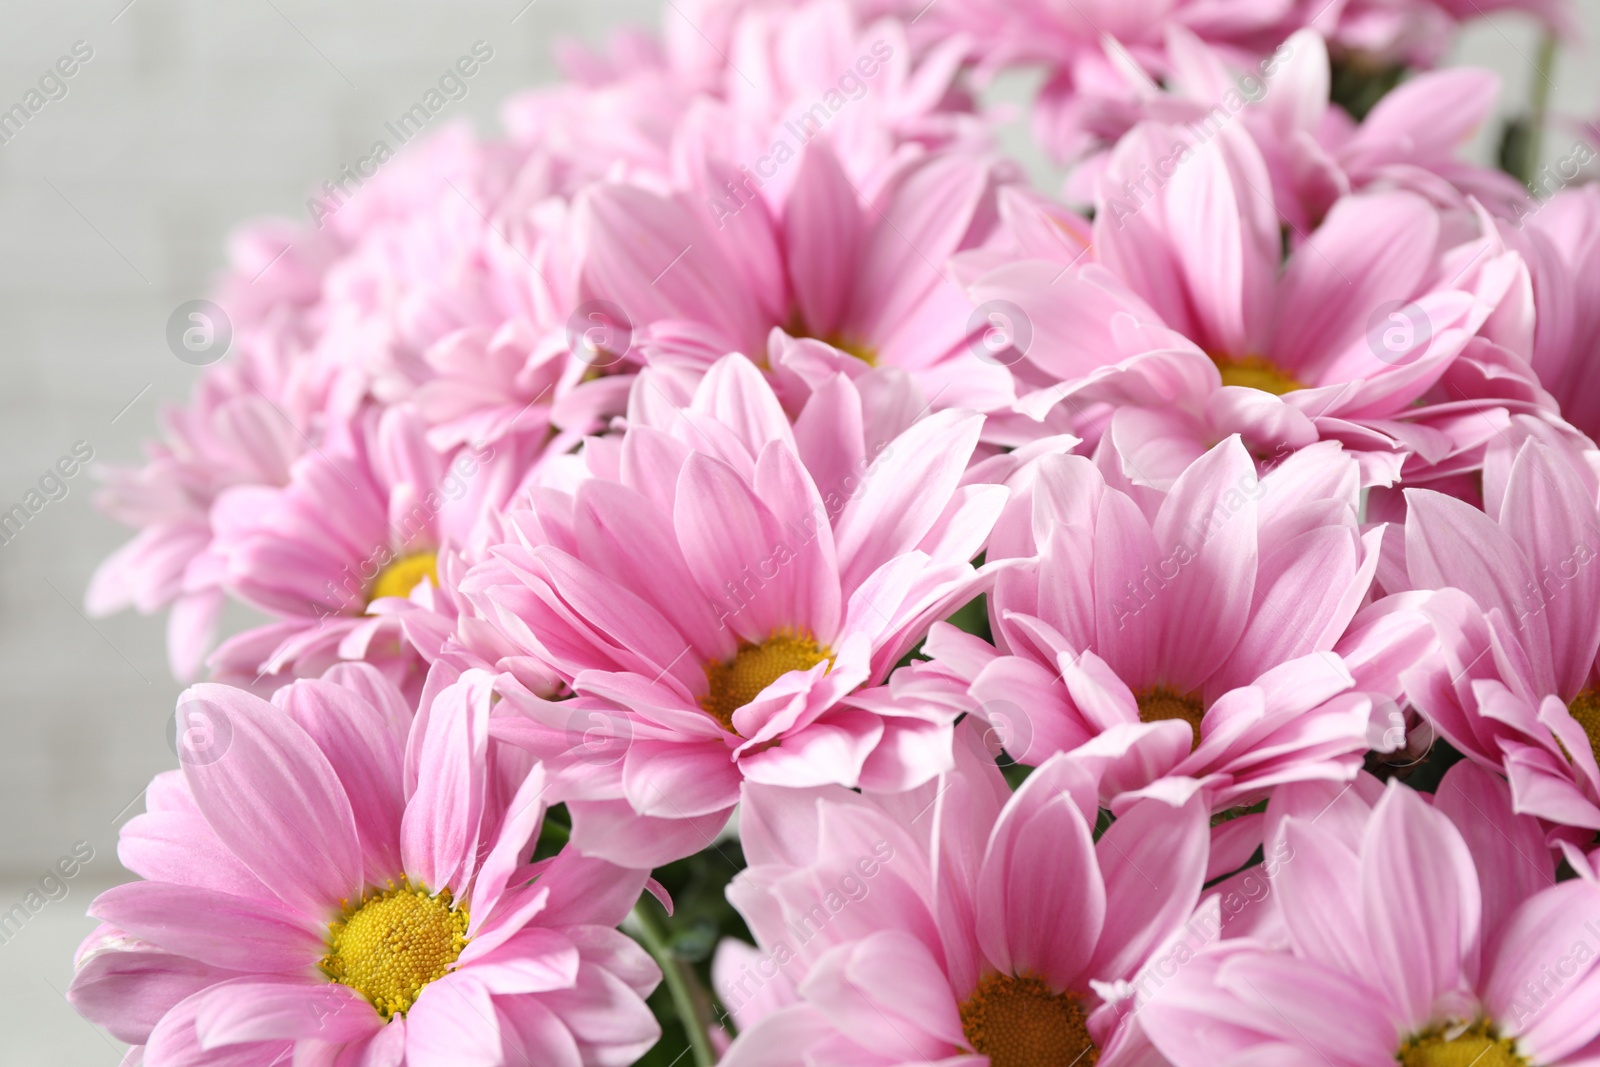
[575,140,1020,418]
[921,0,1568,101]
[1140,759,1600,1067]
[910,436,1432,812]
[1394,423,1600,838]
[715,720,1212,1067]
[973,120,1523,487]
[329,123,638,455]
[67,665,661,1066]
[206,404,538,695]
[1041,27,1528,231]
[464,353,1008,866]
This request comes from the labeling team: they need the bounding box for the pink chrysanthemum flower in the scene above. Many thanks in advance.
[575,140,1020,418]
[1040,27,1528,230]
[972,120,1524,487]
[205,404,537,695]
[920,0,1569,106]
[911,437,1432,812]
[1394,424,1600,838]
[1140,760,1600,1067]
[67,665,661,1066]
[715,722,1212,1067]
[464,354,1007,866]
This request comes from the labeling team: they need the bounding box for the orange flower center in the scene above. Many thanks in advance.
[1136,687,1206,751]
[958,972,1099,1067]
[700,630,834,732]
[1562,689,1600,762]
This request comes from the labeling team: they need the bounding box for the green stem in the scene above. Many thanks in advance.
[631,900,717,1067]
[1525,30,1558,188]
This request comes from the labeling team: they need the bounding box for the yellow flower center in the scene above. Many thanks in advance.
[1136,687,1206,751]
[1565,690,1600,762]
[367,551,439,607]
[701,630,834,732]
[1399,1021,1525,1067]
[958,972,1099,1067]
[786,312,878,367]
[320,883,469,1018]
[826,334,878,367]
[1212,354,1304,395]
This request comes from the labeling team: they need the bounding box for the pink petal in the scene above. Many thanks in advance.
[273,676,408,888]
[404,972,502,1067]
[976,755,1106,986]
[1089,792,1208,982]
[401,670,490,894]
[180,684,362,919]
[192,976,381,1046]
[88,882,323,973]
[1360,782,1481,1030]
[67,941,233,1045]
[785,143,863,339]
[795,932,965,1057]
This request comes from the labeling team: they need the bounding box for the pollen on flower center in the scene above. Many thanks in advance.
[1565,690,1600,762]
[958,972,1099,1067]
[1136,687,1206,751]
[321,882,469,1018]
[1212,353,1304,396]
[700,630,834,732]
[367,551,439,607]
[1399,1020,1526,1067]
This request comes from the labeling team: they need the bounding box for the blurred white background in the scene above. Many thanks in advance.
[0,0,1595,1061]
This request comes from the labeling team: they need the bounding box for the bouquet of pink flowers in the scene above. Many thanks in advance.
[69,0,1600,1064]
